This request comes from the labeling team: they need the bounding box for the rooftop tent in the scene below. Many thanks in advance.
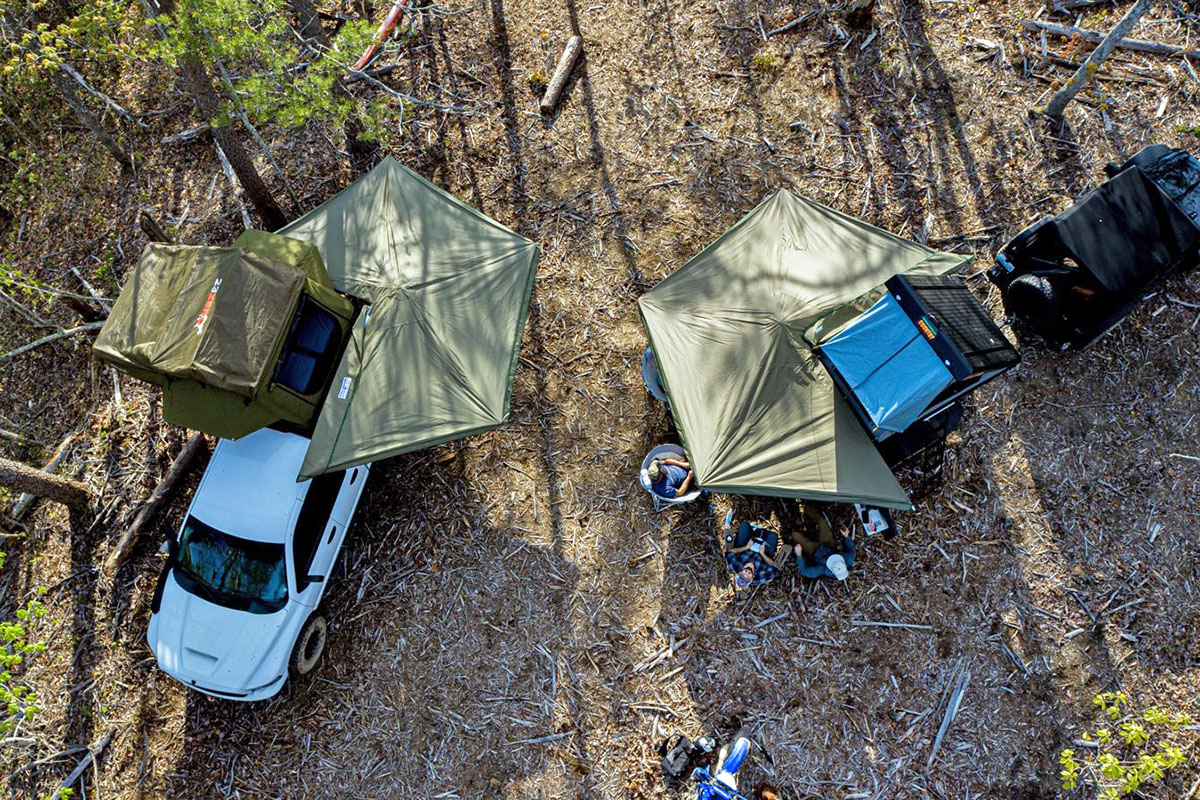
[279,157,539,478]
[94,242,356,438]
[816,274,1019,441]
[95,245,304,394]
[638,191,968,509]
[818,294,954,437]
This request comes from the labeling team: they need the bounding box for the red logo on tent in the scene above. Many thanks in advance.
[194,278,223,335]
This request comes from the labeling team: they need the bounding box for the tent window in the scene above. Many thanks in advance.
[274,296,340,395]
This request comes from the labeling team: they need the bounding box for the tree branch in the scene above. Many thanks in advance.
[0,322,105,361]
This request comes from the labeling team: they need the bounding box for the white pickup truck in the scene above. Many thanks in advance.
[147,428,370,701]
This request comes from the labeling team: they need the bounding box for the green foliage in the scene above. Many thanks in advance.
[750,51,779,71]
[0,255,55,314]
[2,0,389,156]
[0,0,130,78]
[153,0,379,136]
[0,586,49,738]
[1060,691,1194,798]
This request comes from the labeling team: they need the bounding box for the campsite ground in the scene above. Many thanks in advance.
[2,0,1200,797]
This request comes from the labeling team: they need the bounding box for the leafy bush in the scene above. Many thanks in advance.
[1060,691,1194,799]
[0,587,48,737]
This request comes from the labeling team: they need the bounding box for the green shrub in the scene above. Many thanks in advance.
[1060,692,1194,799]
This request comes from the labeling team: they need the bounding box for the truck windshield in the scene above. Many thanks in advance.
[174,516,287,614]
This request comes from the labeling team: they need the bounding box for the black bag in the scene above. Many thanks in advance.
[659,734,697,787]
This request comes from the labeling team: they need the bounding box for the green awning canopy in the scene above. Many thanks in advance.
[280,157,539,478]
[638,191,968,509]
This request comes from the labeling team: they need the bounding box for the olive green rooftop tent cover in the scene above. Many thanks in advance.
[638,191,969,509]
[280,156,539,479]
[94,242,355,438]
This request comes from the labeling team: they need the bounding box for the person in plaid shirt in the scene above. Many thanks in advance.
[724,521,784,590]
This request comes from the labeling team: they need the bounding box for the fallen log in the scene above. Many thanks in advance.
[160,123,209,145]
[1037,0,1152,118]
[1021,18,1200,61]
[0,454,90,511]
[106,433,207,572]
[342,63,403,85]
[57,729,114,797]
[540,35,583,114]
[139,208,174,243]
[68,265,111,310]
[0,428,36,444]
[1052,0,1120,10]
[12,431,80,521]
[766,10,817,37]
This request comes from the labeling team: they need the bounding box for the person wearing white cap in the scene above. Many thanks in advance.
[796,536,855,581]
[793,502,856,581]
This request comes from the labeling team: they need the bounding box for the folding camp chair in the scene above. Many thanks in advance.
[641,347,669,403]
[640,444,702,511]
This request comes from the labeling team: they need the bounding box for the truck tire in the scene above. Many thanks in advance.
[1006,274,1069,338]
[290,614,328,677]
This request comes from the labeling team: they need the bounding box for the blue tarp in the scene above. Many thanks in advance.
[821,295,953,435]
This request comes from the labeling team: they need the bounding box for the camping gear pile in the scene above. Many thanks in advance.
[659,730,755,800]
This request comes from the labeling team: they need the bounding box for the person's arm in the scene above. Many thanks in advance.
[726,542,751,554]
[677,469,694,495]
[661,457,691,469]
[760,550,780,567]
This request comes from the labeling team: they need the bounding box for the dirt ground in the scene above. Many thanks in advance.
[3,0,1200,798]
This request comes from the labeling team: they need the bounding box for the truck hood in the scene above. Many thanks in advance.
[149,570,293,694]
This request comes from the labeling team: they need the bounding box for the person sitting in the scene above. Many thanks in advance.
[647,456,694,499]
[797,535,855,581]
[724,521,783,590]
[794,502,856,582]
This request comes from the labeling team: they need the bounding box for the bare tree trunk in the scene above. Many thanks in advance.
[0,454,90,511]
[179,56,288,229]
[139,209,174,243]
[149,0,288,230]
[48,70,132,171]
[289,0,378,161]
[1040,0,1153,118]
[291,0,326,44]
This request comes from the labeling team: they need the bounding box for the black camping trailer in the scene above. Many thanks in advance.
[989,144,1200,349]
